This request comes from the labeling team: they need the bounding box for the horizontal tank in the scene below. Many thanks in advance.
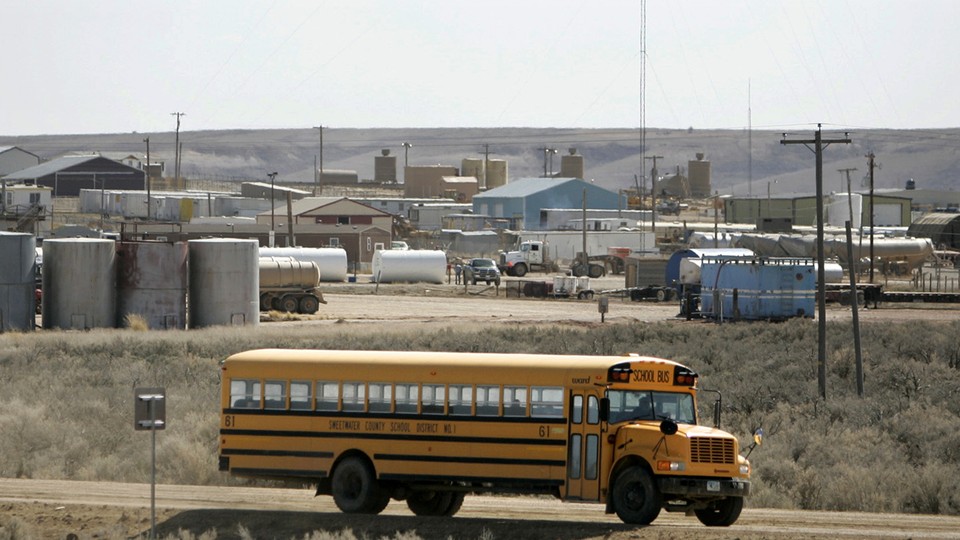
[259,257,321,289]
[372,250,446,284]
[827,237,934,269]
[117,241,188,329]
[258,247,348,282]
[189,239,259,328]
[43,238,116,330]
[700,257,815,321]
[0,232,37,331]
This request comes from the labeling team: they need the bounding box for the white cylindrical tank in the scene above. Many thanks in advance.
[42,238,116,329]
[189,239,259,328]
[0,232,37,331]
[826,193,862,229]
[372,250,446,283]
[258,247,348,282]
[117,241,188,329]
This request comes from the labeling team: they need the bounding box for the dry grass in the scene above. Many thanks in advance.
[1,319,959,515]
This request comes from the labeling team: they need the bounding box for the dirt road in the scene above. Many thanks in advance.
[2,478,959,539]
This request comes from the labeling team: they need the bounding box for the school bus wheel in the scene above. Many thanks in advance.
[331,456,389,514]
[612,467,662,525]
[695,496,744,527]
[407,491,455,516]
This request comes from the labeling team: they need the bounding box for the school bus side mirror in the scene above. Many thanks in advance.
[599,397,610,422]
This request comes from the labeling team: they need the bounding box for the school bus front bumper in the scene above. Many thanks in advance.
[657,476,751,498]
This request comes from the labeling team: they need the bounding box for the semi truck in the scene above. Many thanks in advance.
[258,257,326,314]
[499,240,614,278]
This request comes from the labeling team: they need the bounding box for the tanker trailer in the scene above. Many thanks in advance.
[258,257,326,314]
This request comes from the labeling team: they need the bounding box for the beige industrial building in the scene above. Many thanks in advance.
[404,165,459,198]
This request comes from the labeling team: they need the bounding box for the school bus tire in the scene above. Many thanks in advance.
[694,496,744,527]
[612,467,662,525]
[331,456,388,514]
[406,491,454,516]
[442,492,466,516]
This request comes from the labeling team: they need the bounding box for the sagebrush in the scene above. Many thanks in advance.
[1,318,958,514]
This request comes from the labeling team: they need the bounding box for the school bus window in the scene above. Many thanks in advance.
[572,395,583,424]
[531,386,564,418]
[504,386,528,417]
[369,383,392,413]
[586,395,600,425]
[568,433,582,479]
[449,385,472,415]
[230,379,260,408]
[316,381,339,411]
[422,384,445,415]
[290,381,312,410]
[342,382,365,412]
[476,385,500,416]
[653,392,696,424]
[264,380,287,410]
[585,434,599,480]
[395,383,418,414]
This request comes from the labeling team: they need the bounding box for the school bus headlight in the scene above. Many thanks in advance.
[740,464,750,475]
[656,460,685,472]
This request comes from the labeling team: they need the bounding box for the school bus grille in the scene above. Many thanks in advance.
[689,437,736,464]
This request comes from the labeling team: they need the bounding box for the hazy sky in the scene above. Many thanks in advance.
[4,0,958,136]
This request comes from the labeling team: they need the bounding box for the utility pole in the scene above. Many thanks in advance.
[645,155,663,239]
[540,147,549,177]
[144,137,151,220]
[865,152,878,283]
[838,167,858,227]
[268,171,278,245]
[481,144,493,190]
[314,126,323,195]
[171,112,184,189]
[781,124,852,401]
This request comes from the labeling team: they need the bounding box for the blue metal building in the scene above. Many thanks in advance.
[471,177,623,231]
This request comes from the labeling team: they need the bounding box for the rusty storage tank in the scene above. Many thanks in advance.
[116,241,188,329]
[560,148,585,179]
[258,246,348,281]
[0,232,37,331]
[461,158,484,184]
[42,238,116,329]
[688,153,711,197]
[486,159,508,189]
[188,238,259,328]
[374,149,398,183]
[372,249,446,283]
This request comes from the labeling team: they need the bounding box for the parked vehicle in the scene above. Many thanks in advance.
[258,258,326,314]
[464,258,501,285]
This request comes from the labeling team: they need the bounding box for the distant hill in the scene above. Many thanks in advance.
[3,127,958,197]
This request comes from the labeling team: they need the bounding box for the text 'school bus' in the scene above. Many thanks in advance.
[219,349,753,526]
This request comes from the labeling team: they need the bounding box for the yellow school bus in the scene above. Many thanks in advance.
[219,349,752,526]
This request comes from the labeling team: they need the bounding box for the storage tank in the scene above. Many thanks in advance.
[0,232,37,331]
[258,247,348,281]
[189,239,259,328]
[688,153,711,197]
[486,159,508,189]
[560,149,585,179]
[42,238,116,330]
[117,241,188,329]
[462,158,484,182]
[374,149,397,183]
[372,250,446,283]
[826,193,862,229]
[259,257,321,288]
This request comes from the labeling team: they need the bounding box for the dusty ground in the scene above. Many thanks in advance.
[274,273,960,326]
[3,479,960,540]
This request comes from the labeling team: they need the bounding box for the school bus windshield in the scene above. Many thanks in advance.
[607,390,696,424]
